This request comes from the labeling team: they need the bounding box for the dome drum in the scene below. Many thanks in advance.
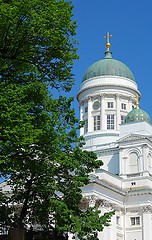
[77,76,139,102]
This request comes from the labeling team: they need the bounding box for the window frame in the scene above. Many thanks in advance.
[130,217,140,226]
[121,103,126,110]
[94,115,100,131]
[121,115,125,124]
[116,216,120,225]
[107,102,114,109]
[84,119,88,133]
[84,106,88,113]
[107,114,115,129]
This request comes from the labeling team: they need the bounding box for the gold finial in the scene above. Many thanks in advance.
[104,32,112,51]
[135,94,140,109]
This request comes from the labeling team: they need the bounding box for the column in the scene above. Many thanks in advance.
[142,206,152,240]
[101,93,106,130]
[115,94,120,130]
[128,96,133,112]
[119,148,123,175]
[119,147,127,178]
[87,96,92,132]
[98,201,113,240]
[110,213,117,240]
[142,144,149,176]
[138,154,143,173]
[100,94,103,130]
[122,209,126,240]
[122,157,128,178]
[79,102,84,136]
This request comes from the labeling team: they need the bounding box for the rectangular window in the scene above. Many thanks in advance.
[130,217,140,226]
[116,216,120,225]
[107,114,115,129]
[84,106,88,113]
[84,119,88,133]
[94,115,100,131]
[121,103,126,110]
[121,115,125,124]
[107,102,114,108]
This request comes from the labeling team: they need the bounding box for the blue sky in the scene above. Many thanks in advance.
[71,0,152,119]
[1,1,152,183]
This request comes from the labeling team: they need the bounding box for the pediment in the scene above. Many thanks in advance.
[117,134,152,144]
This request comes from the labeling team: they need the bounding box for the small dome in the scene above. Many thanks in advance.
[125,108,151,124]
[82,52,135,82]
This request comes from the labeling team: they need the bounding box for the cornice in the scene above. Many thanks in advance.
[89,176,126,197]
[128,189,152,196]
[79,93,134,104]
[77,83,139,100]
[79,194,124,211]
[84,132,119,138]
[96,146,119,156]
[80,75,137,87]
[118,134,152,145]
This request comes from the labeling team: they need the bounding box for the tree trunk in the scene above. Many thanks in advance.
[8,228,25,240]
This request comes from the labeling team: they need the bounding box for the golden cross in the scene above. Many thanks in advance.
[104,32,112,44]
[104,32,112,51]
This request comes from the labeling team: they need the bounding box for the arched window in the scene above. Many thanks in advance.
[129,152,138,174]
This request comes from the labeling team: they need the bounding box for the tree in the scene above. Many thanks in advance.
[0,0,114,239]
[0,81,114,239]
[0,0,78,91]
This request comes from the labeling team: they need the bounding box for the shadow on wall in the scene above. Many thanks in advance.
[107,153,119,175]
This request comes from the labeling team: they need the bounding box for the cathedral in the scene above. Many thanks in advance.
[77,33,152,240]
[1,32,152,240]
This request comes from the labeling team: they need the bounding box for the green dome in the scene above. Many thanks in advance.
[82,52,135,82]
[125,108,151,124]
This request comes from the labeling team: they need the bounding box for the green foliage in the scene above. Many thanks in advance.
[0,0,114,239]
[0,0,78,91]
[70,208,115,240]
[0,81,113,236]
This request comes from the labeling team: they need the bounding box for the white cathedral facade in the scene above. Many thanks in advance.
[76,34,152,240]
[1,34,152,240]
